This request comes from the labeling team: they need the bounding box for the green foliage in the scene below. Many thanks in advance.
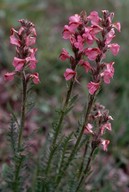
[8,117,18,155]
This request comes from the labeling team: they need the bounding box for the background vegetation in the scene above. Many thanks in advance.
[0,0,129,191]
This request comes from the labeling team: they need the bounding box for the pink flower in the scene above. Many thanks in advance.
[13,57,25,71]
[18,26,24,35]
[87,11,100,25]
[100,122,112,135]
[69,14,81,24]
[69,14,81,30]
[26,56,37,70]
[59,48,70,61]
[108,115,113,121]
[25,36,36,46]
[10,28,21,47]
[30,26,37,36]
[26,48,38,70]
[74,35,84,51]
[85,48,101,61]
[79,59,92,73]
[87,81,100,95]
[83,27,95,45]
[112,22,121,32]
[68,24,78,33]
[63,25,74,39]
[29,47,37,57]
[102,10,114,25]
[101,62,114,84]
[105,29,115,44]
[63,21,80,39]
[108,43,120,56]
[64,68,76,81]
[101,139,110,151]
[70,36,76,45]
[30,73,40,84]
[4,72,16,81]
[91,25,103,34]
[84,123,94,134]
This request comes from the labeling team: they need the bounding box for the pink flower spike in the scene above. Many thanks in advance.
[101,139,110,151]
[87,81,100,95]
[112,22,121,32]
[59,48,70,61]
[13,57,25,71]
[85,48,101,61]
[30,73,40,84]
[100,122,112,135]
[87,11,100,25]
[64,68,76,81]
[10,28,21,47]
[84,123,94,135]
[4,72,16,81]
[79,59,92,73]
[108,43,120,56]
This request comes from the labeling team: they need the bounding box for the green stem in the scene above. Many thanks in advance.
[77,140,90,179]
[13,71,27,192]
[45,79,75,174]
[75,145,96,192]
[55,94,95,188]
[17,72,27,150]
[13,156,23,192]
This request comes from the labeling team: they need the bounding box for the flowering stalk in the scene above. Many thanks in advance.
[45,12,98,176]
[5,19,40,191]
[55,10,120,189]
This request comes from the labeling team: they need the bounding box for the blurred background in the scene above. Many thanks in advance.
[0,0,129,191]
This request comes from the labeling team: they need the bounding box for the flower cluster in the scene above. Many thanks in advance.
[59,10,120,95]
[84,103,113,151]
[4,19,40,84]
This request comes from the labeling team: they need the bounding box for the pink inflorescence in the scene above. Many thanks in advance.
[60,10,120,94]
[5,19,40,84]
[84,103,113,151]
[60,10,120,151]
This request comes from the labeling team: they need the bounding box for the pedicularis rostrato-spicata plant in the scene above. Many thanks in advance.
[2,10,120,192]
